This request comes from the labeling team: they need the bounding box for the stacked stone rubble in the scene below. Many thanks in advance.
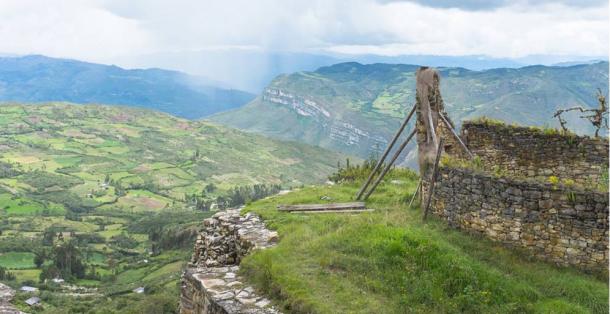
[181,209,280,314]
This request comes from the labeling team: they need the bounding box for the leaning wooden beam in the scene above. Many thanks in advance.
[277,202,365,212]
[439,113,474,159]
[355,105,417,200]
[363,129,417,200]
[423,137,444,221]
[408,179,422,208]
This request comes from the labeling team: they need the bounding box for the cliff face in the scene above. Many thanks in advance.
[180,209,280,314]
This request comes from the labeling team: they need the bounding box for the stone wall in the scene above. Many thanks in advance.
[180,209,280,314]
[460,121,608,184]
[431,167,608,270]
[0,283,24,314]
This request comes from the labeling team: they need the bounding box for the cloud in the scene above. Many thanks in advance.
[379,0,607,11]
[0,0,153,61]
[0,0,606,64]
[325,1,609,58]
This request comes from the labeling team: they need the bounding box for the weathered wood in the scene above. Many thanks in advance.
[439,113,473,159]
[356,104,416,200]
[423,137,444,221]
[293,209,375,214]
[415,67,445,179]
[277,202,365,212]
[363,129,417,200]
[426,106,438,148]
[408,179,421,208]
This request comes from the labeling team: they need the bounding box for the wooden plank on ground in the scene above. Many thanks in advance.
[277,202,365,212]
[295,209,375,214]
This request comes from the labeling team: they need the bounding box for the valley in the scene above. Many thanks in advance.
[0,103,345,312]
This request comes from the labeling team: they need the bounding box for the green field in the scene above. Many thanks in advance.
[0,103,347,313]
[0,252,35,269]
[241,171,608,314]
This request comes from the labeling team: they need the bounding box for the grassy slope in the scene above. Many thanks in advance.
[0,103,346,213]
[0,103,347,312]
[211,62,609,160]
[241,174,608,313]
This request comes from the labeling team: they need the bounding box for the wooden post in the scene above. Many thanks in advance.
[423,137,444,221]
[408,179,421,208]
[356,105,416,200]
[362,129,417,200]
[438,113,473,159]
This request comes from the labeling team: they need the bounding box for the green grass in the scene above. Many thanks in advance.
[12,269,41,282]
[0,252,35,269]
[142,261,184,282]
[241,176,608,314]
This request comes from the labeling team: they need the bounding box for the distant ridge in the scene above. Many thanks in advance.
[211,61,609,166]
[0,55,255,119]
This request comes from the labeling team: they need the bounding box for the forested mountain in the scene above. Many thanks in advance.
[0,55,255,119]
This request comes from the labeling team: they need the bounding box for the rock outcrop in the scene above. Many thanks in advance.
[180,208,280,314]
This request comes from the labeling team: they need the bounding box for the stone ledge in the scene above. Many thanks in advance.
[0,283,25,314]
[180,208,281,314]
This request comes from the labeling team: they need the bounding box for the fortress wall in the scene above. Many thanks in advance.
[180,209,280,314]
[460,121,608,185]
[431,166,608,271]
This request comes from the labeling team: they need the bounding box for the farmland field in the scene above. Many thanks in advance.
[0,103,346,313]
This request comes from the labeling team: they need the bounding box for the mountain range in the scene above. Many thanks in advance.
[1,55,607,168]
[113,50,606,92]
[0,55,255,119]
[210,61,609,165]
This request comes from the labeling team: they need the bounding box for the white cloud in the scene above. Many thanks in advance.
[0,0,606,63]
[0,0,152,61]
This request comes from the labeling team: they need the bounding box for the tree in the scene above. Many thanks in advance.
[553,89,609,137]
[42,229,56,246]
[204,183,216,193]
[0,266,15,281]
[34,248,47,268]
[50,240,86,280]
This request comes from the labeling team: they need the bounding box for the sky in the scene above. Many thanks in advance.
[1,0,607,60]
[0,0,608,90]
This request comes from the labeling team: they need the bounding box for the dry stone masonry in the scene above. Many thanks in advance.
[430,120,609,271]
[180,209,280,314]
[0,283,24,314]
[432,167,608,270]
[460,121,608,184]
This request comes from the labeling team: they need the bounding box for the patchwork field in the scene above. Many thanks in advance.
[0,103,346,313]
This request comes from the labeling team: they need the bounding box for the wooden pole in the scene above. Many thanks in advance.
[438,113,474,159]
[426,107,438,149]
[362,129,417,200]
[355,105,416,200]
[408,179,421,208]
[423,137,444,221]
